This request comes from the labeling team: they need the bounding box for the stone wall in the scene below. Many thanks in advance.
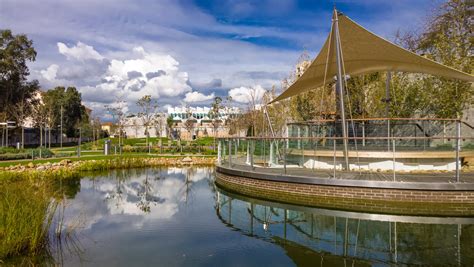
[215,172,474,216]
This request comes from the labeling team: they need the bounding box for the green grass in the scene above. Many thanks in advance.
[0,154,216,262]
[0,179,59,260]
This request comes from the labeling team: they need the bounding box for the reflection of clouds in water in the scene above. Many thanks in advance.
[64,168,211,230]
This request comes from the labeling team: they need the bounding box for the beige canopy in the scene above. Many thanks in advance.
[271,11,474,103]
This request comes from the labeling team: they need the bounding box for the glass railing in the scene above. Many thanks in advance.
[217,119,474,183]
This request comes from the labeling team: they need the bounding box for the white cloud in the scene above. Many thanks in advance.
[40,64,59,81]
[183,91,215,103]
[57,41,104,61]
[40,43,192,109]
[228,85,266,104]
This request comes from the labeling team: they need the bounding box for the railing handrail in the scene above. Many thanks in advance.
[217,136,474,141]
[287,117,468,124]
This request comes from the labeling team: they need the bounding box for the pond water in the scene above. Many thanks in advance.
[15,167,474,266]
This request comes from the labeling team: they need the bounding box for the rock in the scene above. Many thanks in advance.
[181,157,193,163]
[60,159,72,166]
[36,166,46,171]
[27,162,35,168]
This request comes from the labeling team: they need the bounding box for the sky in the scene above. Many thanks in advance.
[0,0,443,118]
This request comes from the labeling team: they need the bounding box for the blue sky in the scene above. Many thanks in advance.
[0,0,443,117]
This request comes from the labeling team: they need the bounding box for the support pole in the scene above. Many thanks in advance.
[228,139,232,168]
[386,71,391,151]
[60,105,63,148]
[456,120,461,182]
[334,10,349,170]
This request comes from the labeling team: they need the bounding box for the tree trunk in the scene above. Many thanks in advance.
[39,125,42,148]
[48,126,51,149]
[21,126,24,149]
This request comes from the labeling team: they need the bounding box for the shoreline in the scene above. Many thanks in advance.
[0,156,216,181]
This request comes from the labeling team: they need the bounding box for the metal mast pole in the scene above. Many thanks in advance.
[385,72,391,151]
[334,9,350,170]
[60,105,63,148]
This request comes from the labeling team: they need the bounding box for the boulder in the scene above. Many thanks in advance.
[60,159,72,166]
[36,165,46,171]
[181,157,193,163]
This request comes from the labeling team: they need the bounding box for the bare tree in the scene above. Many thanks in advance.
[209,97,223,148]
[137,95,158,146]
[9,99,28,148]
[153,113,164,139]
[183,106,196,140]
[105,98,127,146]
[33,103,48,148]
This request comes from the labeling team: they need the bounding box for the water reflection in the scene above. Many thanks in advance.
[215,187,474,266]
[6,167,473,266]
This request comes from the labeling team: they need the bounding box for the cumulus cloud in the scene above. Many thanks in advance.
[228,85,266,104]
[40,64,59,81]
[146,70,166,80]
[57,41,104,61]
[40,42,192,111]
[183,91,215,103]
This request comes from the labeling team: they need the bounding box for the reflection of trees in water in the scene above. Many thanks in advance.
[136,169,164,213]
[215,189,474,266]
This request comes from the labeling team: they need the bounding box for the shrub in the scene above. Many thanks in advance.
[0,153,30,161]
[122,145,134,152]
[31,148,53,158]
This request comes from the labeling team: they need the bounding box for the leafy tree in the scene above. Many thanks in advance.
[42,86,88,138]
[0,30,39,118]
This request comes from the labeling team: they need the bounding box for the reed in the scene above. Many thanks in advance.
[0,179,58,260]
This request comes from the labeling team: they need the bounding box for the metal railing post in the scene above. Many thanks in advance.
[333,137,336,179]
[283,138,287,174]
[250,140,254,169]
[392,139,396,181]
[217,139,222,165]
[455,120,461,182]
[362,121,366,147]
[228,139,232,167]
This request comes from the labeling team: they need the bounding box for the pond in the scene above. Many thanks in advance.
[4,167,474,266]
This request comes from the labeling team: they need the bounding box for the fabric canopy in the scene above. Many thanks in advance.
[271,11,474,103]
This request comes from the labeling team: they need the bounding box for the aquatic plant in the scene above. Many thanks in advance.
[0,179,57,260]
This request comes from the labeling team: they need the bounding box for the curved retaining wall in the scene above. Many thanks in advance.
[215,166,474,216]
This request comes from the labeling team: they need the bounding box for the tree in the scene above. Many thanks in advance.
[153,113,164,139]
[8,83,39,148]
[348,0,473,119]
[0,30,39,118]
[183,106,196,140]
[137,95,158,146]
[166,116,174,139]
[42,86,87,138]
[209,97,223,148]
[263,86,291,136]
[105,98,127,146]
[32,101,48,148]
